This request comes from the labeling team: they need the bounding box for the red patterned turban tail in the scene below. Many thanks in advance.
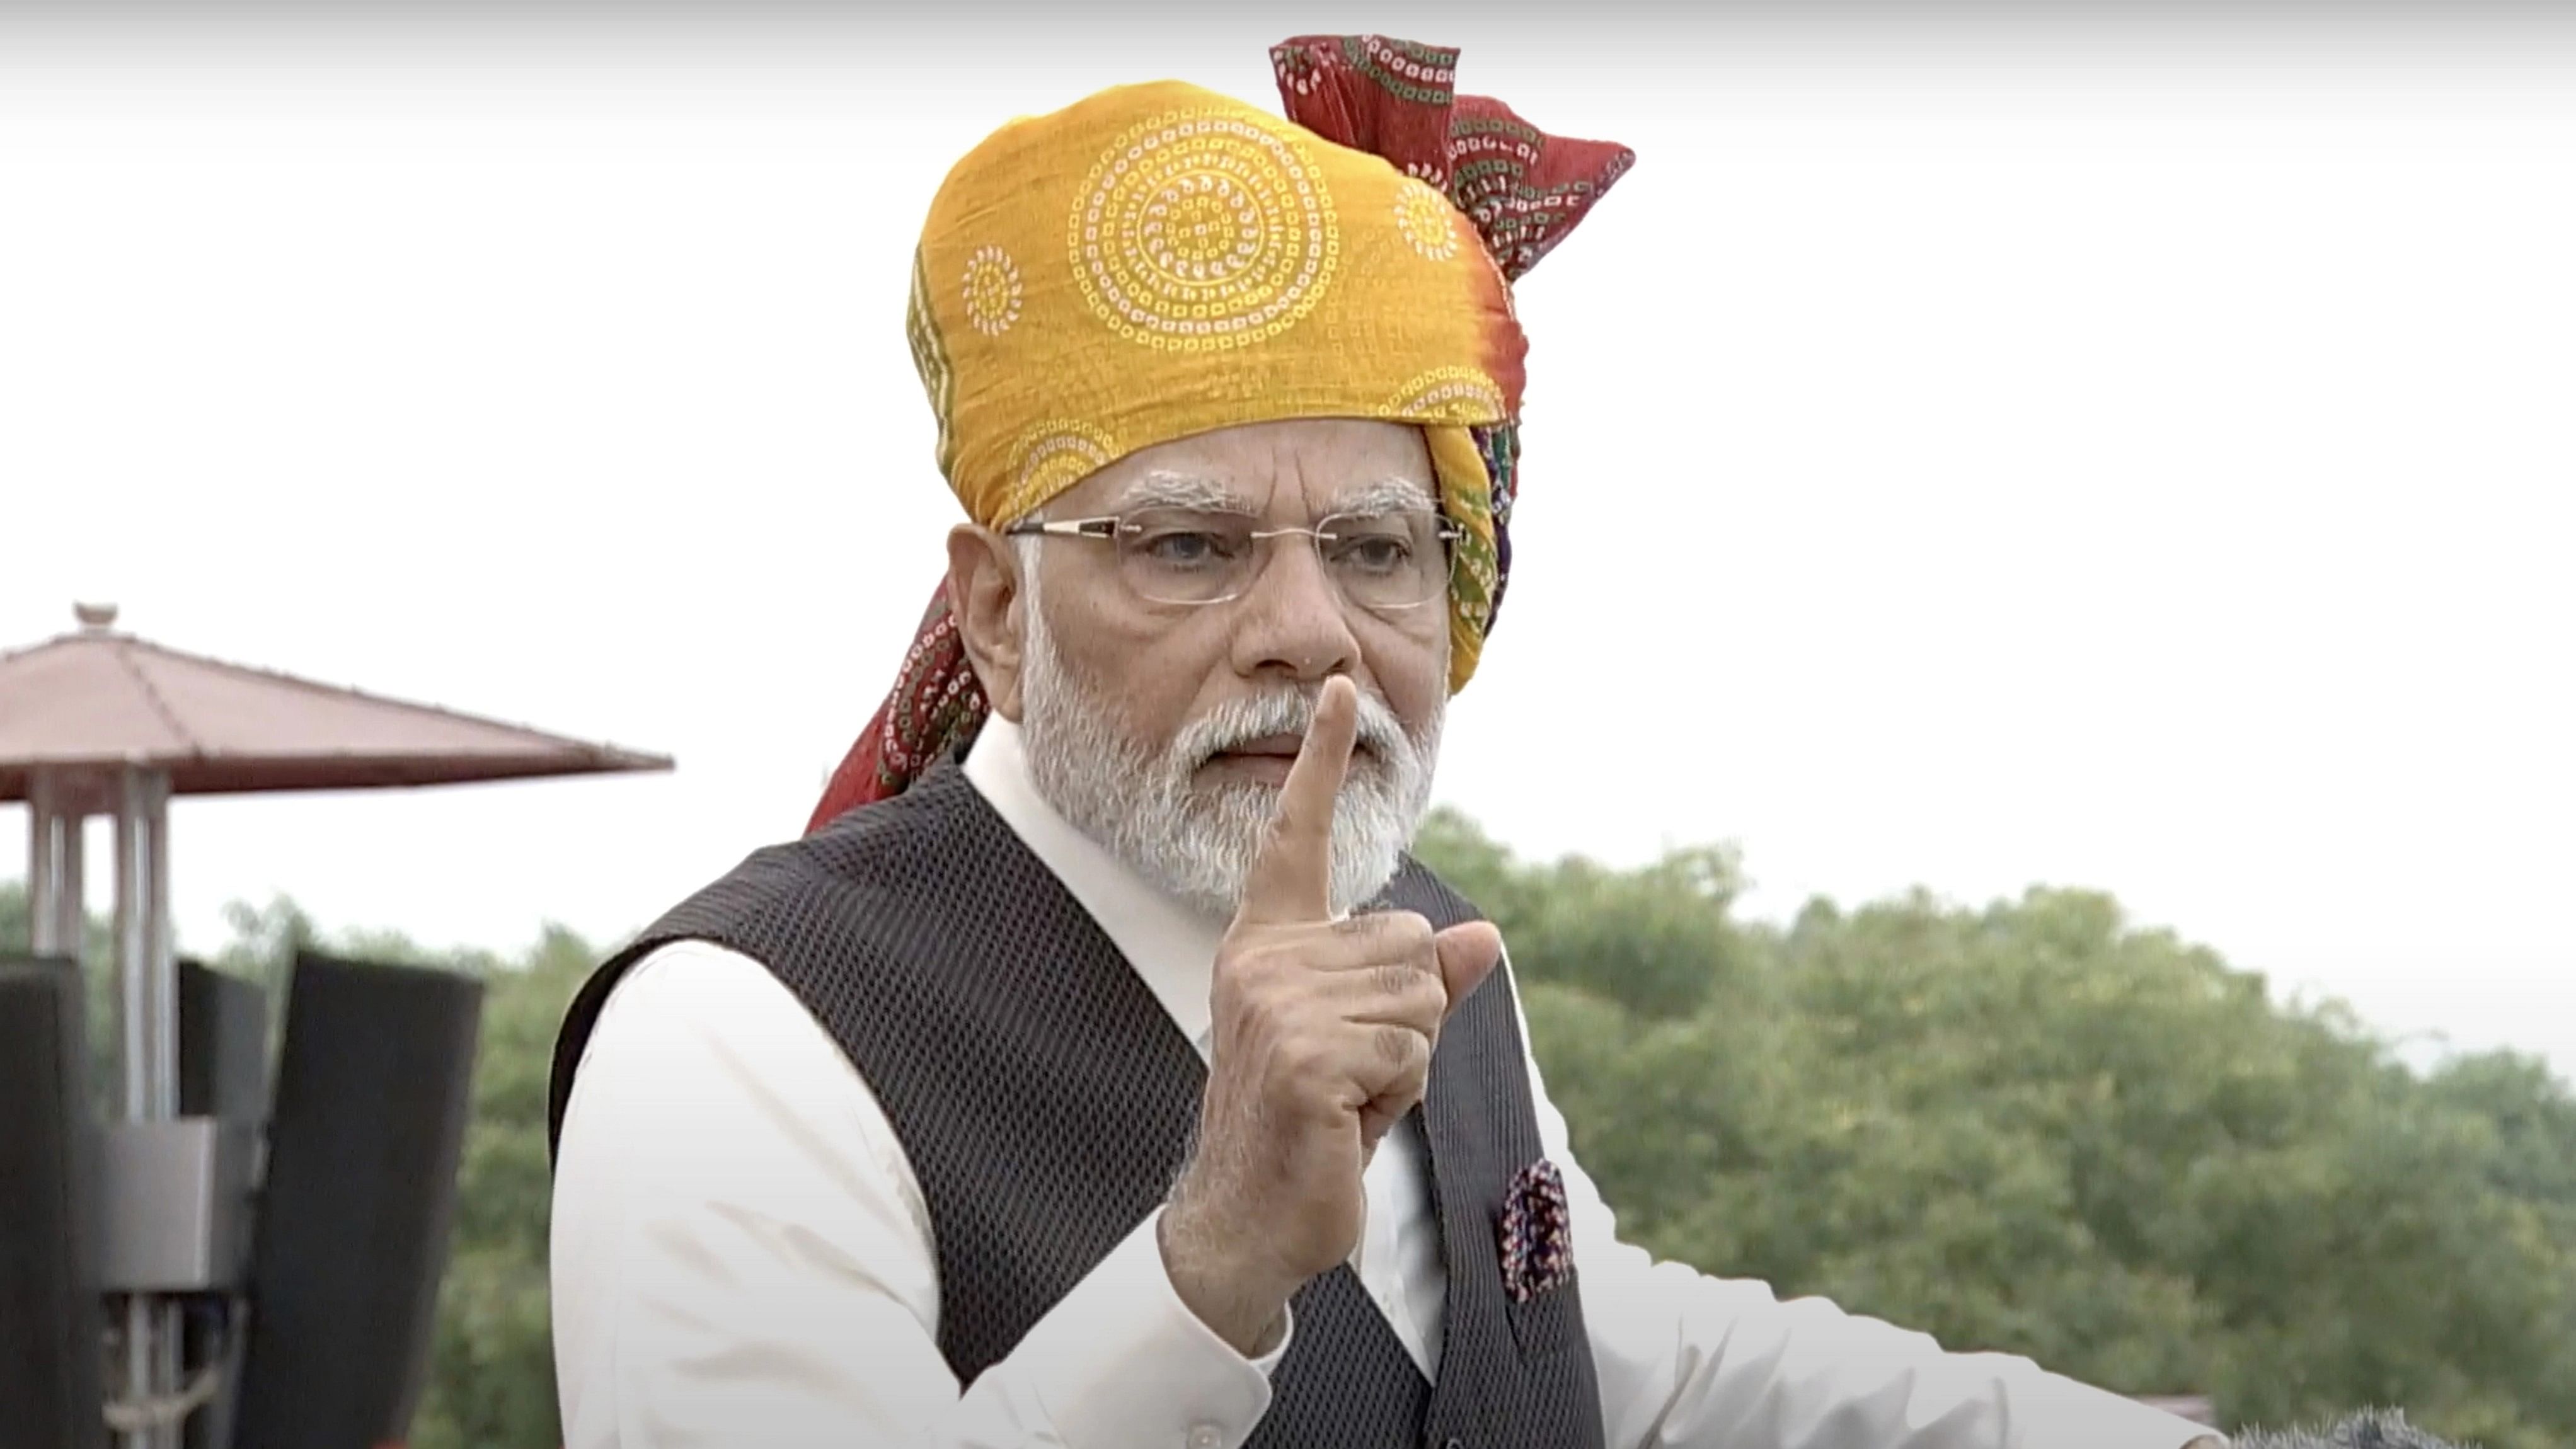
[807,36,1634,835]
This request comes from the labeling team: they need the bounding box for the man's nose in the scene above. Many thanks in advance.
[1228,531,1362,683]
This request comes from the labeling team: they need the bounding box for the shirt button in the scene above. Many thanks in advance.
[1187,1426,1223,1449]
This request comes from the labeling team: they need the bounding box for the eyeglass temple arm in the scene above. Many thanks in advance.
[1001,518,1117,538]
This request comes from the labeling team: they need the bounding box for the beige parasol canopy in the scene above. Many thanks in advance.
[0,603,670,801]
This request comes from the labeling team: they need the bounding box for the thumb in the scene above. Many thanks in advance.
[1432,921,1504,1018]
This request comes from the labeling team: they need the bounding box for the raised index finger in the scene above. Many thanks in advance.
[1235,675,1357,926]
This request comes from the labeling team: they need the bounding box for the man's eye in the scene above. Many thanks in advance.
[1333,536,1413,573]
[1139,531,1235,566]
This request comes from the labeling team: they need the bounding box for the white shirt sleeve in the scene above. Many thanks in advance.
[1504,966,2215,1449]
[549,940,1289,1449]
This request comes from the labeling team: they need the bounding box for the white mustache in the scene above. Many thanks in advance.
[1175,687,1408,772]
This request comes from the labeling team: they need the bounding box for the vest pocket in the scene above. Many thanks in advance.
[1502,1268,1585,1359]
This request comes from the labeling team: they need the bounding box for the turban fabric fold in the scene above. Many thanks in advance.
[808,35,1634,833]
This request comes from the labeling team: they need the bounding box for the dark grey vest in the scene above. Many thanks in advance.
[549,761,1605,1449]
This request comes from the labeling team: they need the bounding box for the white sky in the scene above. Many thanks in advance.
[4,6,2570,1082]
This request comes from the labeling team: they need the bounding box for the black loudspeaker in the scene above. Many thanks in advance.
[178,959,271,1123]
[0,954,109,1449]
[177,959,270,1449]
[228,950,484,1449]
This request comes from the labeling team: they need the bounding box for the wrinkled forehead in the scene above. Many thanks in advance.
[1041,418,1440,521]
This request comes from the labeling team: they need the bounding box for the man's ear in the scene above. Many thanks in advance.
[946,524,1028,723]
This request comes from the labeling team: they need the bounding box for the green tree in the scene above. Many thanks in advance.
[1411,822,2576,1449]
[411,924,593,1449]
[1415,806,1752,1019]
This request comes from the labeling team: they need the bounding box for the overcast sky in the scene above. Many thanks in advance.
[4,3,2570,1082]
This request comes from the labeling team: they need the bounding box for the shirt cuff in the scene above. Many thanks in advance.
[1016,1206,1293,1449]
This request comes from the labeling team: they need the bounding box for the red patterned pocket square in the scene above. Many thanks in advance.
[1498,1157,1573,1302]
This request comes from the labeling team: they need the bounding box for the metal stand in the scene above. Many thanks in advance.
[32,765,188,1449]
[115,767,182,1449]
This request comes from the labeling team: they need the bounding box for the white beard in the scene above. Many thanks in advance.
[1016,593,1444,922]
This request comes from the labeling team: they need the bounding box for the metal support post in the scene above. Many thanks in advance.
[114,765,181,1449]
[28,768,86,958]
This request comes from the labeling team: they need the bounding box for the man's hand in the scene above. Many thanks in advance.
[1158,675,1504,1354]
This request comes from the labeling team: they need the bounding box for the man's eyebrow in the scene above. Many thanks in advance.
[1110,471,1437,515]
[1114,472,1256,512]
[1329,476,1439,515]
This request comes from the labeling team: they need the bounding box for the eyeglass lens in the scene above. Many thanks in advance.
[1113,508,1453,609]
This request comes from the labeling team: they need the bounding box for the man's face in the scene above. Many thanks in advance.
[973,417,1453,919]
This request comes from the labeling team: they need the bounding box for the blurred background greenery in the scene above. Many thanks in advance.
[9,808,2570,1448]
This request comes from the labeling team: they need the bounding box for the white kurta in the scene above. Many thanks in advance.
[550,715,2214,1449]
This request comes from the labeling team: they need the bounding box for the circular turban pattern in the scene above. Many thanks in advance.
[810,35,1633,833]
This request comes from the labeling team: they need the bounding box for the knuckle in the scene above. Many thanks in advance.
[1348,910,1434,946]
[1213,940,1261,984]
[1376,1022,1424,1071]
[1372,961,1418,1001]
[1330,914,1382,942]
[1207,962,1249,1009]
[1336,911,1437,963]
[1410,971,1449,1022]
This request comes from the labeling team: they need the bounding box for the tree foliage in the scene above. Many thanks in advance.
[4,815,2570,1447]
[1413,811,2576,1449]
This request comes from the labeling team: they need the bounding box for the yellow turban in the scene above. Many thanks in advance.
[813,35,1632,828]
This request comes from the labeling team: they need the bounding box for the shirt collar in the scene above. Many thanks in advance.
[962,713,1228,1055]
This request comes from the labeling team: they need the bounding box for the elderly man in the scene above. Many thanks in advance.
[547,35,2226,1449]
